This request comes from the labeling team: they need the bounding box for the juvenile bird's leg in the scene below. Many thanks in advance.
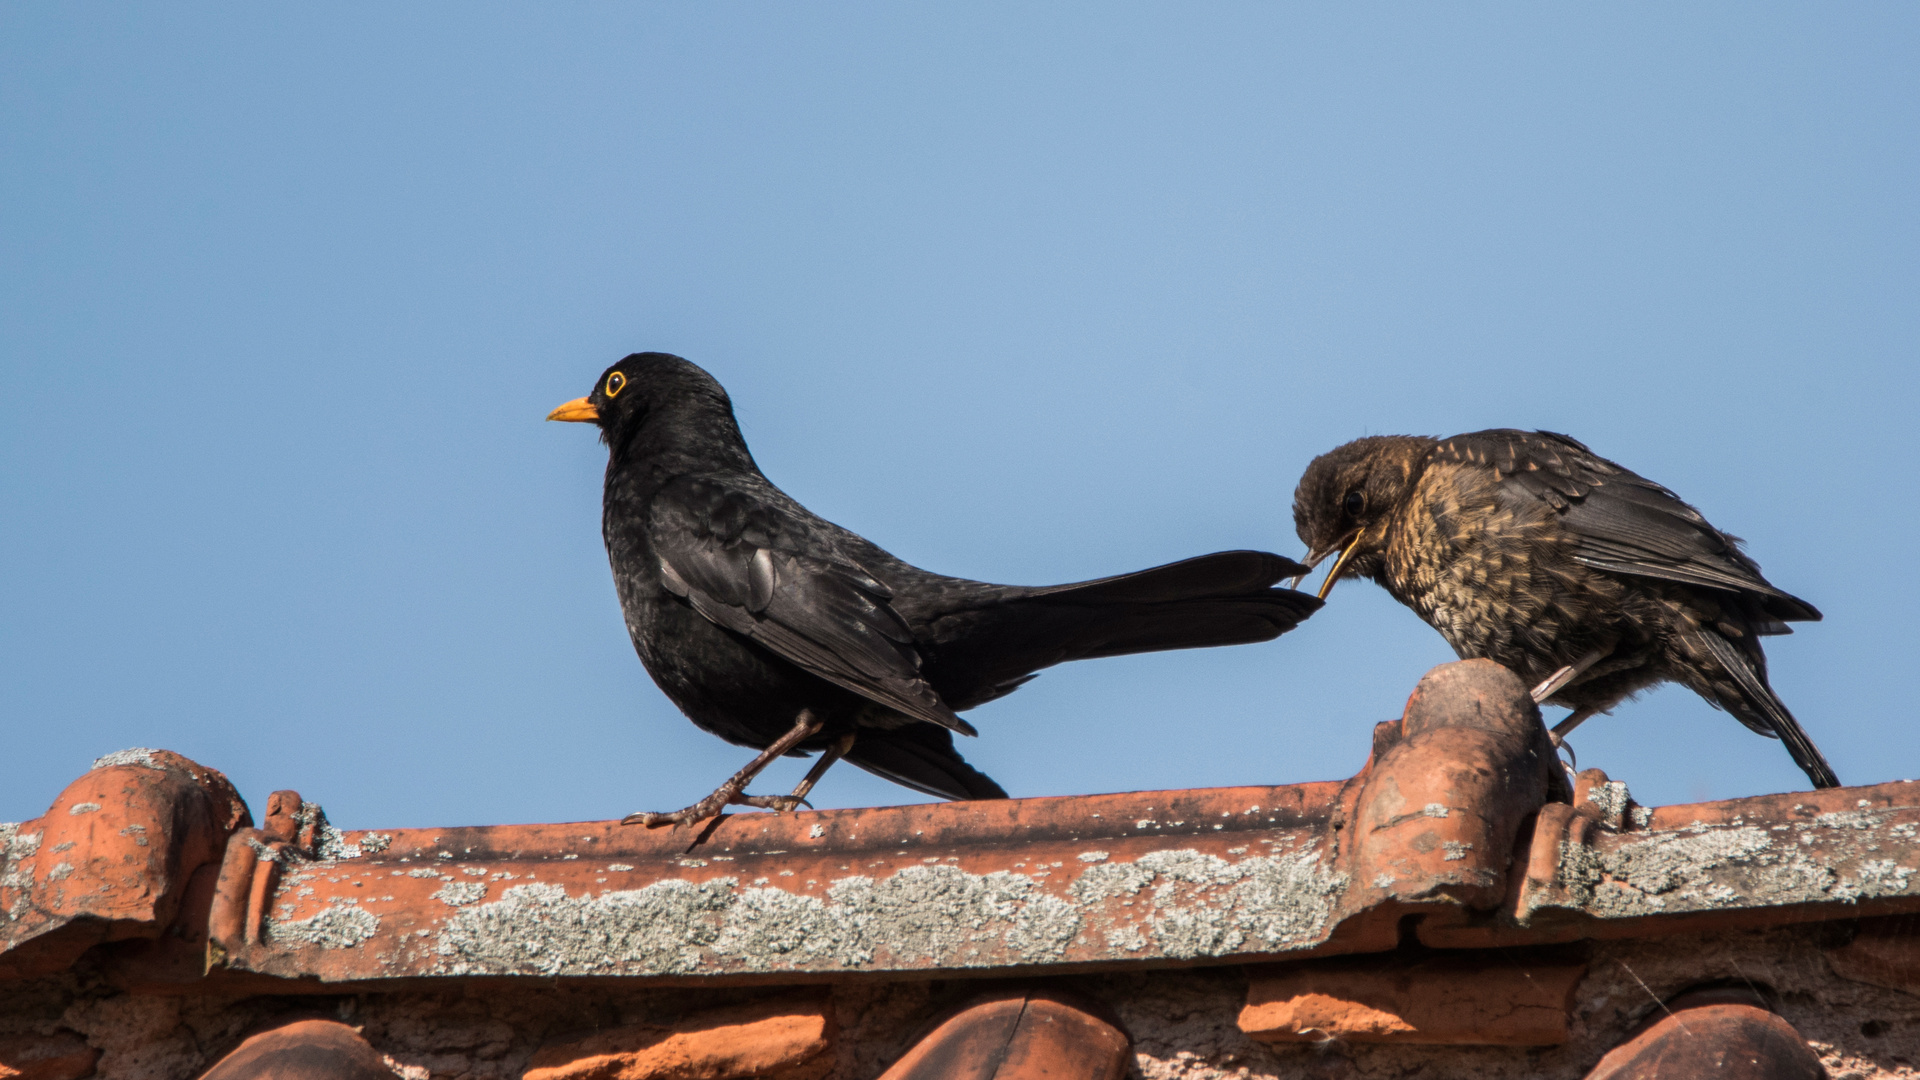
[1548,707,1598,794]
[1534,650,1605,770]
[1531,647,1609,704]
[1551,707,1596,741]
[623,710,824,828]
[736,732,857,812]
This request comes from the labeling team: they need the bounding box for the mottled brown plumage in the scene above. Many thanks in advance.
[1293,429,1838,789]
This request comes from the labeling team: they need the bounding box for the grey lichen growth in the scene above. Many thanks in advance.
[0,826,39,894]
[316,826,380,861]
[1606,827,1778,902]
[827,865,1081,966]
[269,903,380,949]
[712,887,840,960]
[1069,860,1155,904]
[243,837,291,863]
[90,748,160,771]
[436,880,735,976]
[0,823,20,896]
[432,881,488,906]
[1222,848,1349,951]
[1833,859,1915,900]
[1070,846,1346,961]
[411,833,1350,977]
[1537,812,1920,921]
[432,858,1092,978]
[1586,780,1633,829]
[67,802,101,816]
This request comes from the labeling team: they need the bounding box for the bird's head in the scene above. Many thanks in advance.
[547,353,750,467]
[1292,435,1433,599]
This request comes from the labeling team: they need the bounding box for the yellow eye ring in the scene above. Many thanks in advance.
[605,371,626,398]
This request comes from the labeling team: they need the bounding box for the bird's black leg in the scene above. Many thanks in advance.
[622,710,825,828]
[736,732,856,813]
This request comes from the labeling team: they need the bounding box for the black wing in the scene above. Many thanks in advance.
[1434,430,1819,625]
[649,476,973,735]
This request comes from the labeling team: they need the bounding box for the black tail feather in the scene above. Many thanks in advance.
[843,724,1008,802]
[1698,632,1840,789]
[924,550,1320,710]
[1024,550,1312,604]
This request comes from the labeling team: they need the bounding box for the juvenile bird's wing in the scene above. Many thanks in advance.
[1435,430,1820,625]
[649,476,973,735]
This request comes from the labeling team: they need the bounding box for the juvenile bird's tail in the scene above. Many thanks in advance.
[924,550,1322,711]
[1697,631,1840,789]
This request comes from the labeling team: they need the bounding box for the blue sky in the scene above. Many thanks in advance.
[4,5,1915,828]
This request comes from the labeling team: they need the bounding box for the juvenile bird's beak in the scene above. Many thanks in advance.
[1289,547,1332,590]
[546,397,599,423]
[1313,528,1366,601]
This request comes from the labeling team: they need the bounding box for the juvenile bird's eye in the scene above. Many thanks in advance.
[605,371,626,398]
[1343,490,1366,516]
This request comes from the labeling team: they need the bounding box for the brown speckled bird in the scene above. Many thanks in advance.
[1293,429,1838,789]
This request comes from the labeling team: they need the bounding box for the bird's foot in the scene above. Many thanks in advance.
[1545,728,1581,802]
[732,793,812,813]
[1548,707,1594,759]
[1546,728,1574,759]
[621,709,827,829]
[621,791,736,829]
[620,789,811,828]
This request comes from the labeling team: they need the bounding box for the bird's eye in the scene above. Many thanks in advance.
[604,371,626,398]
[1343,490,1366,516]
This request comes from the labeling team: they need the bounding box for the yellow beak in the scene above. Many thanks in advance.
[546,397,599,423]
[1315,527,1367,601]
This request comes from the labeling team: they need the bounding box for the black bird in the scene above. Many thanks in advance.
[1292,429,1838,789]
[550,353,1322,825]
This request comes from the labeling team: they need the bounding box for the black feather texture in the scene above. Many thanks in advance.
[575,353,1323,802]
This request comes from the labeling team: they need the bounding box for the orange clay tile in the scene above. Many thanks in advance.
[1580,987,1828,1079]
[0,655,1915,1080]
[876,989,1129,1080]
[523,996,834,1080]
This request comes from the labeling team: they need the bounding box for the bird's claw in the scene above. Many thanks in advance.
[1548,730,1578,771]
[622,805,723,829]
[621,789,738,829]
[620,789,814,828]
[732,793,812,813]
[1545,729,1580,797]
[622,809,704,829]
